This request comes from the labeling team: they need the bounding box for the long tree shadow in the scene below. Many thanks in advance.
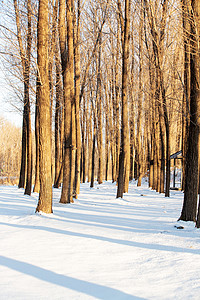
[56,199,166,218]
[46,210,172,237]
[1,222,199,255]
[0,255,143,300]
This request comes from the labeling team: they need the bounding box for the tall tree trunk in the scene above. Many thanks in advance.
[18,116,27,189]
[24,95,32,195]
[115,20,120,183]
[36,0,52,214]
[59,0,75,203]
[181,0,191,191]
[137,0,143,187]
[87,104,93,183]
[54,39,62,187]
[180,0,200,222]
[117,0,130,198]
[129,34,135,182]
[90,110,97,188]
[159,116,165,193]
[105,83,110,181]
[13,0,32,192]
[33,101,40,193]
[81,99,86,183]
[24,0,32,195]
[74,0,81,198]
[97,35,103,185]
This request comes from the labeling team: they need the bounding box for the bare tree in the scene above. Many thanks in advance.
[36,0,52,214]
[13,0,32,195]
[117,0,130,198]
[180,0,200,223]
[59,0,75,203]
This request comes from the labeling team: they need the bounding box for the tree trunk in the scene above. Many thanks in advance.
[13,0,32,192]
[24,0,32,196]
[87,101,93,183]
[18,116,27,189]
[33,102,40,193]
[90,114,97,188]
[54,43,62,188]
[181,0,200,222]
[24,93,32,196]
[59,0,75,204]
[117,0,130,198]
[36,0,52,214]
[24,0,32,193]
[97,35,103,185]
[181,0,191,191]
[137,0,143,187]
[129,41,135,182]
[74,0,82,198]
[115,21,120,183]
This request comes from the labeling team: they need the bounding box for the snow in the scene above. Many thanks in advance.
[0,180,200,299]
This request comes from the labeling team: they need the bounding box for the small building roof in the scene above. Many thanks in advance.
[170,150,182,159]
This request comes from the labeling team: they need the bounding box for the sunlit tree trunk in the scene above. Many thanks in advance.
[36,0,52,214]
[117,0,130,198]
[59,0,75,203]
[90,108,97,188]
[181,0,191,191]
[33,100,40,193]
[54,39,62,188]
[137,0,143,187]
[74,0,81,198]
[97,34,103,185]
[115,22,121,183]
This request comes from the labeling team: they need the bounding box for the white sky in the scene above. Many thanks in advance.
[0,1,22,128]
[0,67,22,128]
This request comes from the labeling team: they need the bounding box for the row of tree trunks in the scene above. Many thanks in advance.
[144,0,170,197]
[14,0,199,216]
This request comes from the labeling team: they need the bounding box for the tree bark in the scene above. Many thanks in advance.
[13,0,32,193]
[117,0,130,198]
[74,0,82,198]
[54,40,62,188]
[137,1,143,187]
[36,0,52,214]
[97,34,103,185]
[33,101,40,193]
[181,0,191,191]
[59,0,75,203]
[180,0,200,222]
[90,105,97,188]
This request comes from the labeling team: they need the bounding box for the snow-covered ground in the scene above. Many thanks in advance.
[0,180,200,300]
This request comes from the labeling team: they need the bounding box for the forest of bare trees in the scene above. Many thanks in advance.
[0,0,200,225]
[0,117,21,184]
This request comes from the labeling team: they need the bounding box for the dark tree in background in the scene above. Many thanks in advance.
[180,0,200,223]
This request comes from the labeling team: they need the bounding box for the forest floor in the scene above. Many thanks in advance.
[0,180,200,299]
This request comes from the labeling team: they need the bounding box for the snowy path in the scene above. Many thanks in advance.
[0,181,200,299]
